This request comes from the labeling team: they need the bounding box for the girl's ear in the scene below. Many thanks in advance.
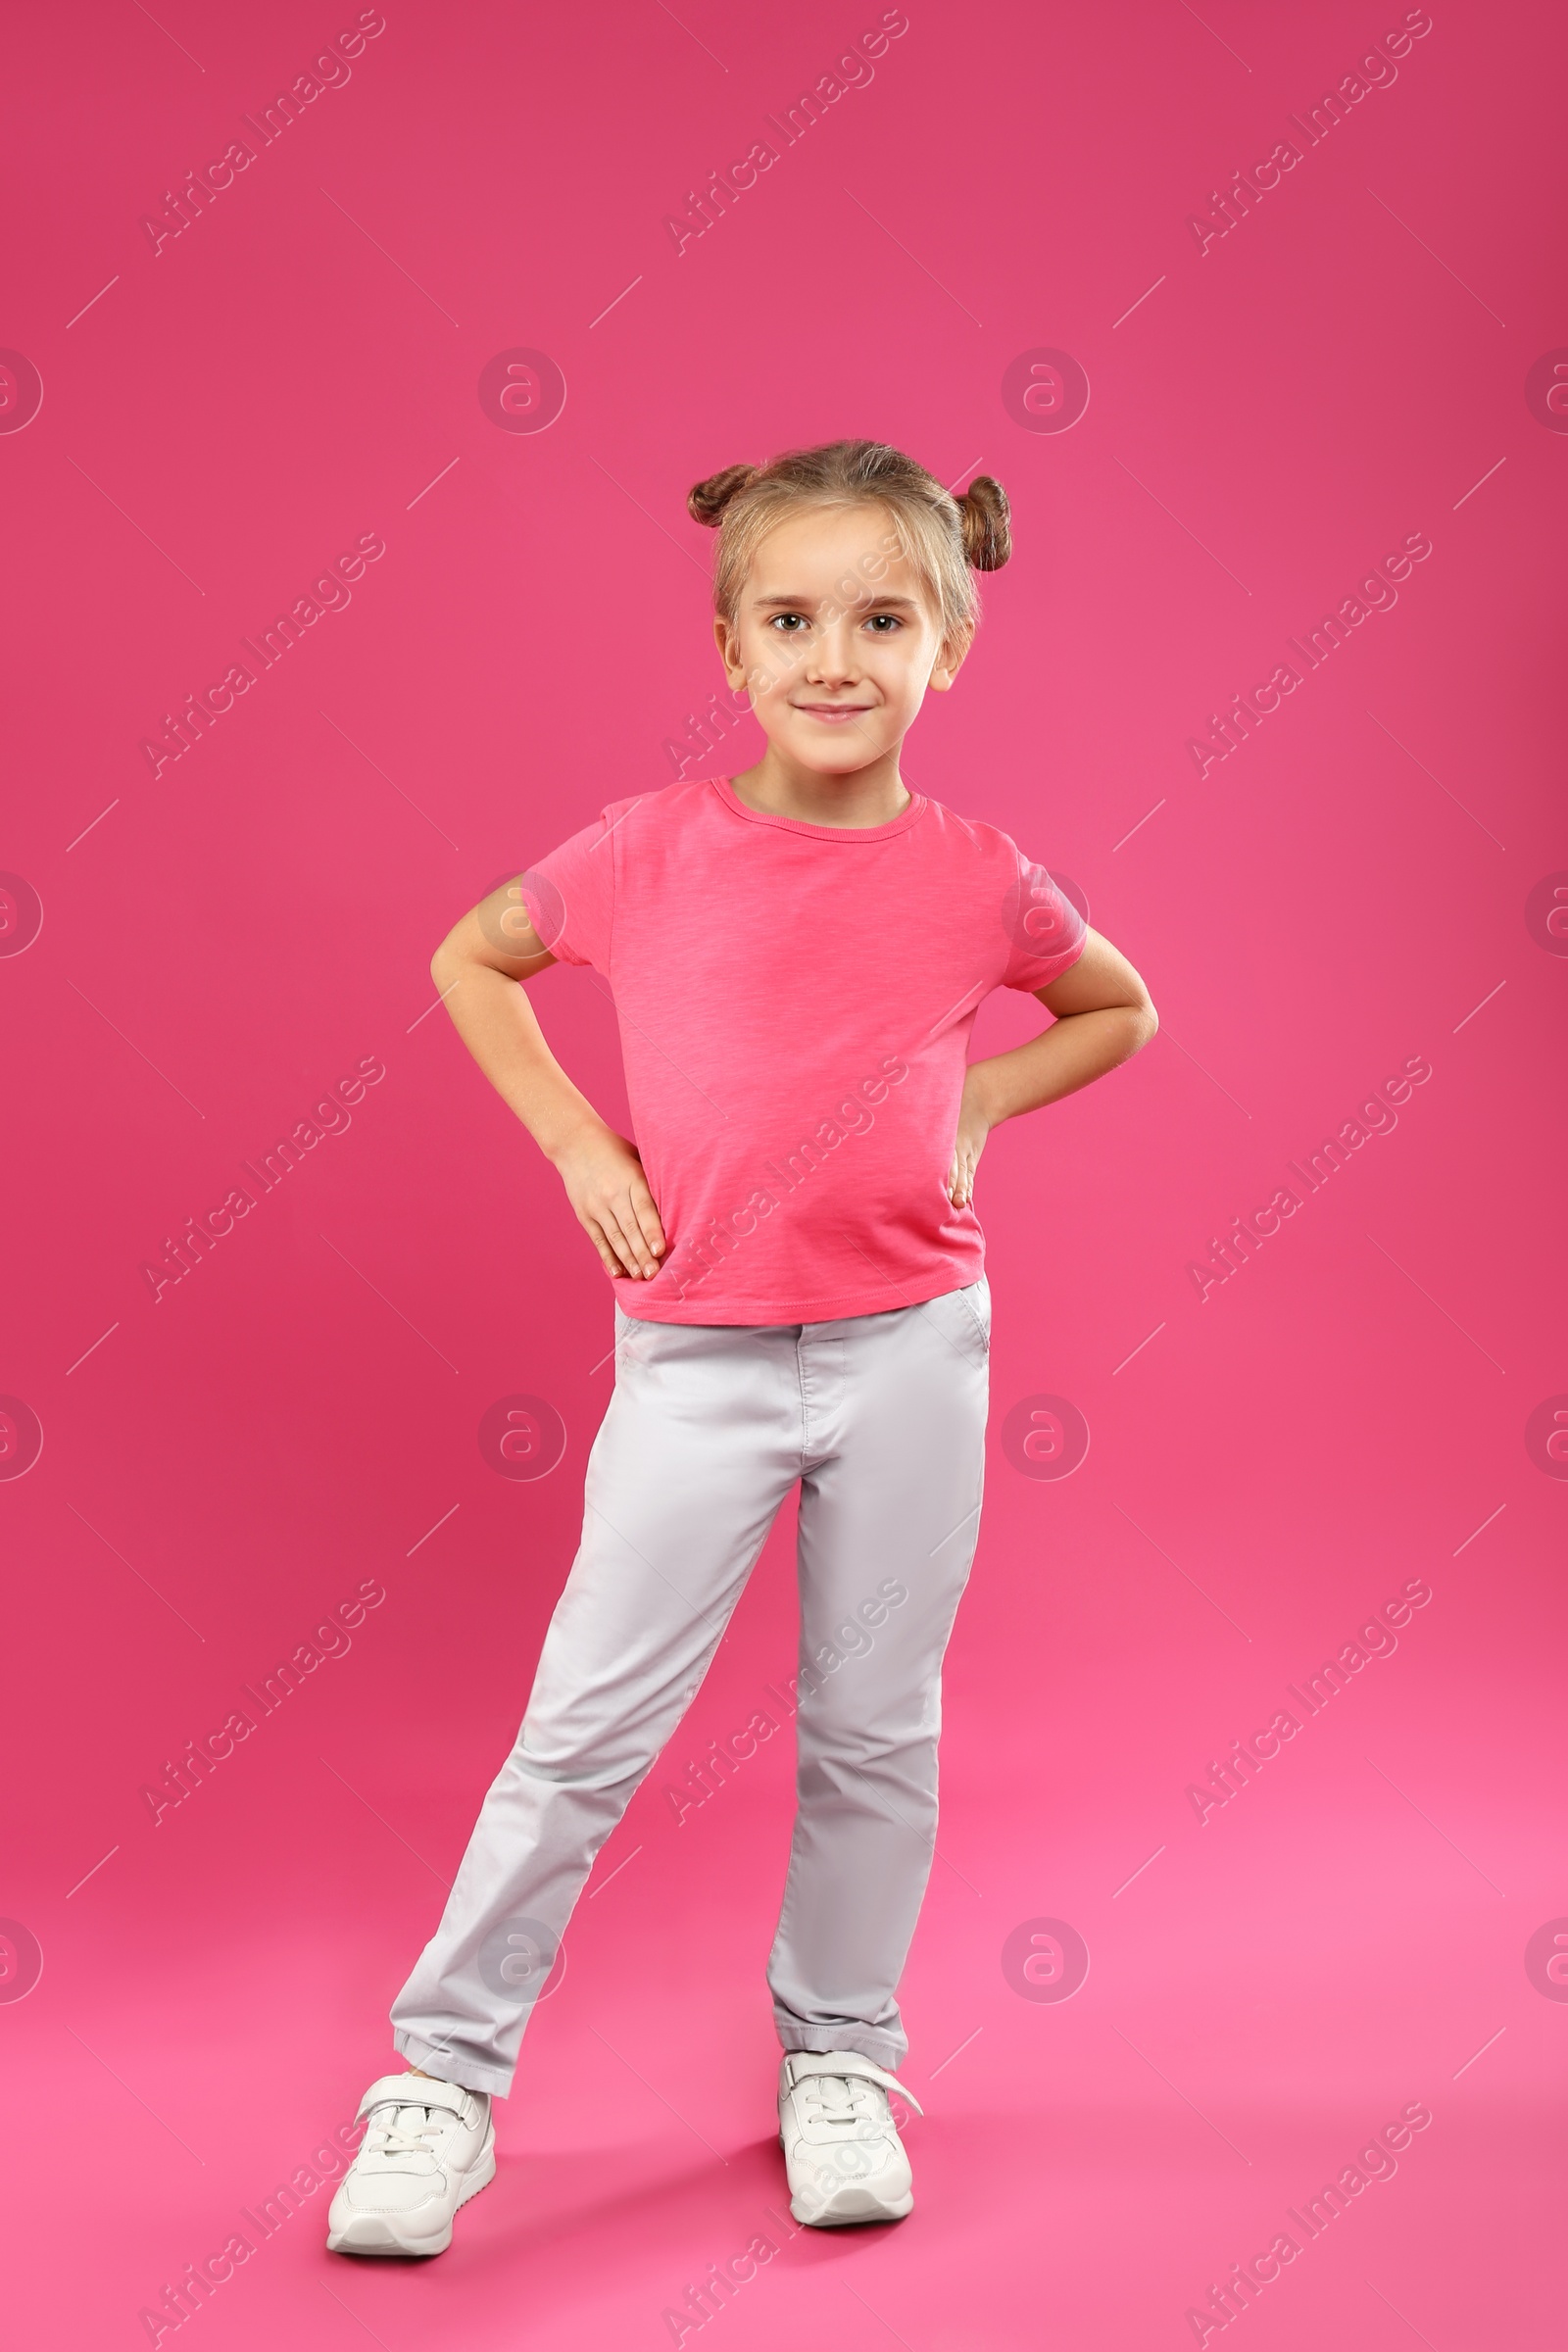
[713,612,746,688]
[928,626,973,695]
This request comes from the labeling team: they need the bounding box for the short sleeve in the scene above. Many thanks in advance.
[517,800,634,974]
[1000,847,1088,991]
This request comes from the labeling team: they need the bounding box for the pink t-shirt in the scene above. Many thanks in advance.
[520,776,1086,1324]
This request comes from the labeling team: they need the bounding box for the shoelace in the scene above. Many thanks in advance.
[797,2070,922,2134]
[806,2080,878,2133]
[367,2103,454,2162]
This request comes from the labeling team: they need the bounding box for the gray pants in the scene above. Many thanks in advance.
[389,1277,992,2096]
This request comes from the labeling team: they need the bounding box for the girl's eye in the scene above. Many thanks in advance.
[769,613,808,632]
[864,613,902,632]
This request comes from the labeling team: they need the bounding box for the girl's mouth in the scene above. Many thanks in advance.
[796,704,873,723]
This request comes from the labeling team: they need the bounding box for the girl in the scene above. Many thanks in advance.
[326,439,1156,2255]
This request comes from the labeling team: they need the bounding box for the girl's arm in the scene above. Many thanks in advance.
[947,928,1157,1206]
[430,879,667,1280]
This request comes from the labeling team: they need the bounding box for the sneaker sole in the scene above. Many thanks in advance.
[787,2179,913,2228]
[779,2127,913,2227]
[326,2138,496,2257]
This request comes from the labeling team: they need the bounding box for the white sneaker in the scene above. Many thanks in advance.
[778,2051,924,2226]
[326,2073,495,2256]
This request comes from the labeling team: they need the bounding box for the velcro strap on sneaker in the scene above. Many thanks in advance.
[356,2071,471,2123]
[785,2050,925,2118]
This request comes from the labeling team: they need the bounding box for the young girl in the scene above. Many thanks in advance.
[326,440,1157,2255]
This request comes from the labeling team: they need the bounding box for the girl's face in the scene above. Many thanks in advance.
[715,502,965,777]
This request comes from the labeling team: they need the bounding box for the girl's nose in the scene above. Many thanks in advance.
[804,617,858,684]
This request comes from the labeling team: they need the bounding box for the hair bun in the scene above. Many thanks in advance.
[687,464,760,528]
[958,475,1010,571]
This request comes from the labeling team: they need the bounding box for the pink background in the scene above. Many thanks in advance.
[2,2,1564,2344]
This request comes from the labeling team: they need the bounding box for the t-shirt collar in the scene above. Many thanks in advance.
[710,774,927,842]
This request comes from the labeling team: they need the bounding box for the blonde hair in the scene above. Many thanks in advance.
[687,438,1010,649]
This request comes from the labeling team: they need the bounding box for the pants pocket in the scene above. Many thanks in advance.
[612,1302,643,1377]
[932,1279,990,1367]
[958,1279,991,1356]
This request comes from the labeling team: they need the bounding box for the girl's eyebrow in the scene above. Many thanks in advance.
[751,591,922,612]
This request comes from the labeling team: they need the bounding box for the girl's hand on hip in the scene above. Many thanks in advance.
[555,1126,667,1280]
[946,1070,994,1209]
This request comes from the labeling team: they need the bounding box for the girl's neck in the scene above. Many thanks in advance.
[728,746,911,830]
